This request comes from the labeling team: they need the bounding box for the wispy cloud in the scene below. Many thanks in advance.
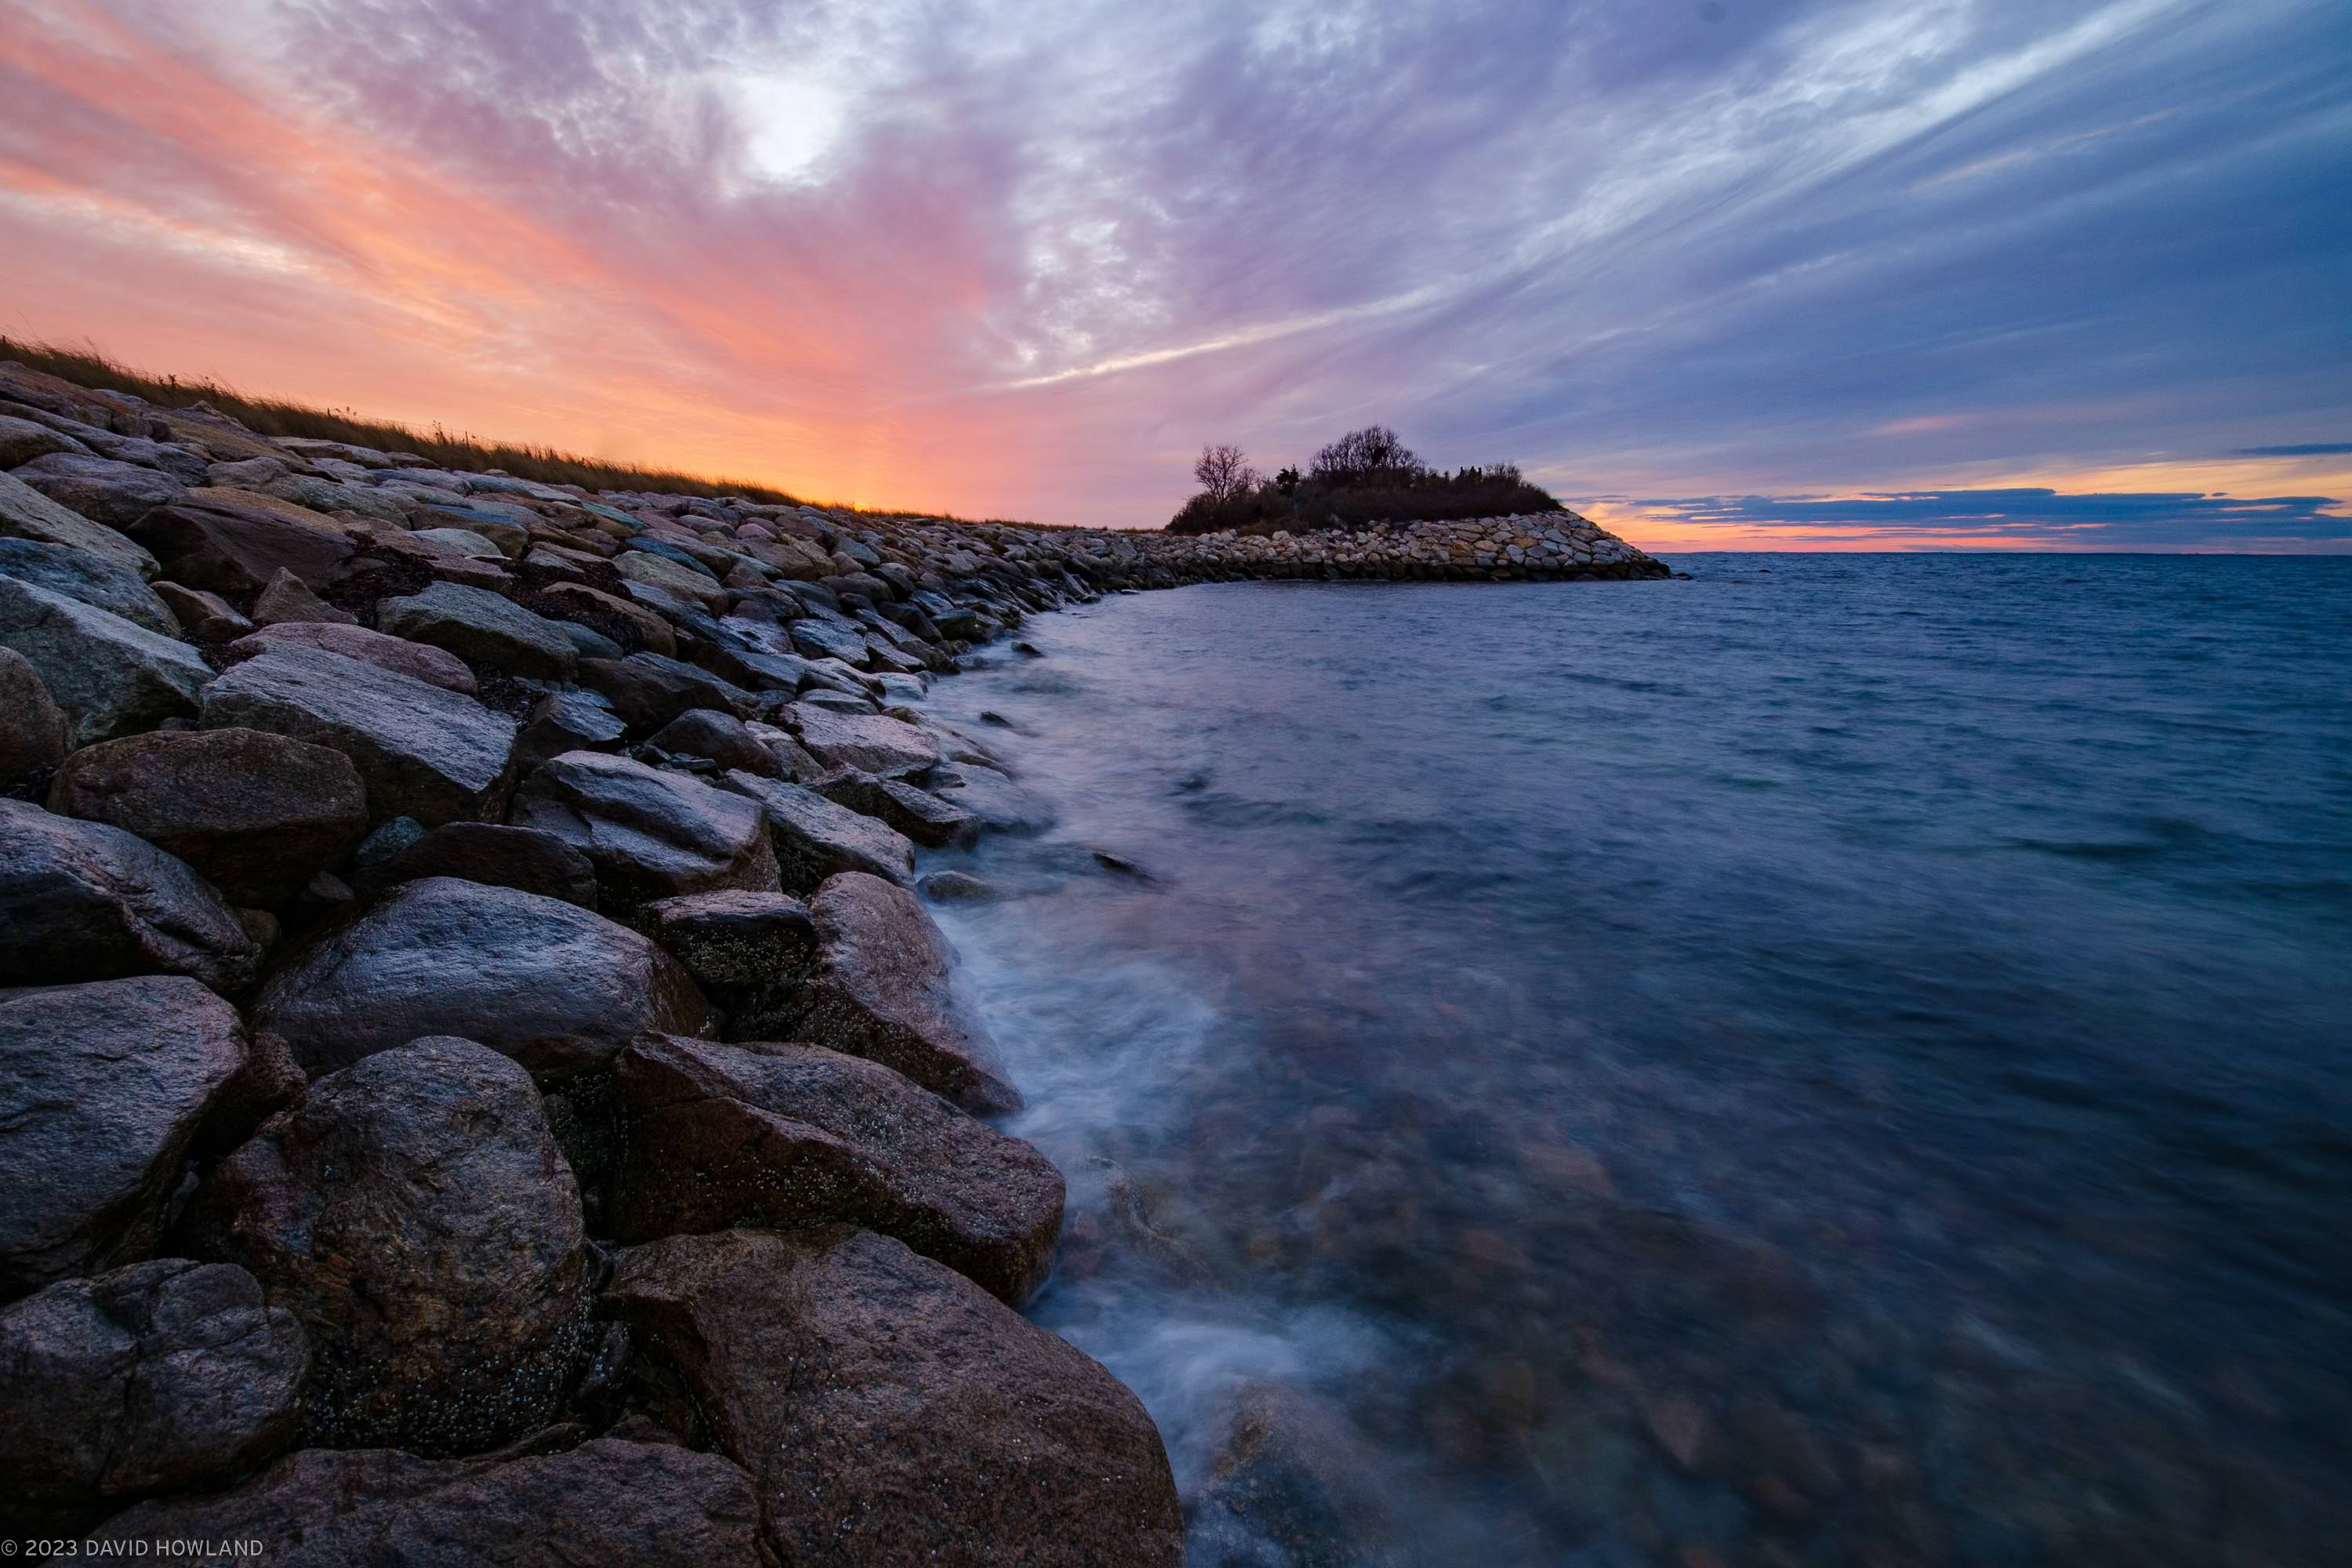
[2,0,2347,542]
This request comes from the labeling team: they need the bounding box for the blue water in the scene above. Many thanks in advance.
[919,554,2352,1566]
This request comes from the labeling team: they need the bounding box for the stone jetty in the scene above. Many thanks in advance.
[0,356,1663,1561]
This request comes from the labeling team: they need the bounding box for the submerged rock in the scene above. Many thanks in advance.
[0,1259,307,1512]
[606,1226,1182,1566]
[249,876,709,1079]
[0,976,246,1299]
[612,1034,1064,1303]
[0,800,262,993]
[742,870,1020,1116]
[93,1438,760,1564]
[183,1036,593,1454]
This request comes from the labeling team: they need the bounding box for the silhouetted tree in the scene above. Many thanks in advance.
[1310,425,1422,484]
[1192,443,1261,502]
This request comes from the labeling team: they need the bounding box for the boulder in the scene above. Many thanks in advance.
[0,977,246,1298]
[515,686,629,768]
[718,771,916,892]
[918,869,998,902]
[183,1036,593,1454]
[532,582,677,657]
[377,580,579,681]
[221,619,477,694]
[813,766,980,848]
[249,877,709,1080]
[639,889,815,987]
[0,644,67,782]
[0,411,85,466]
[199,648,517,826]
[249,566,355,626]
[91,1439,760,1564]
[750,871,1018,1115]
[0,470,159,579]
[0,576,212,746]
[645,707,779,775]
[784,701,942,775]
[508,751,779,913]
[612,1036,1063,1304]
[1189,1383,1403,1568]
[46,728,368,908]
[935,760,1058,833]
[0,1259,306,1511]
[10,451,186,528]
[607,1227,1182,1566]
[359,822,598,908]
[0,800,262,993]
[124,494,355,598]
[789,617,870,665]
[613,546,727,607]
[149,582,249,641]
[0,537,179,635]
[577,652,755,731]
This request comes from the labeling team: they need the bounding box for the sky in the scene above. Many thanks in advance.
[2,0,2347,550]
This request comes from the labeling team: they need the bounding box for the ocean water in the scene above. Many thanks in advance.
[916,554,2352,1566]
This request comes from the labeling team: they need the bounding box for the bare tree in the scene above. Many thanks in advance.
[1192,442,1262,500]
[1309,425,1423,483]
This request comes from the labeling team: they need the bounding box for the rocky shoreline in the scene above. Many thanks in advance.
[0,358,1664,1561]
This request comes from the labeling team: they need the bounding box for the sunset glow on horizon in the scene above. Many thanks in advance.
[3,0,2345,550]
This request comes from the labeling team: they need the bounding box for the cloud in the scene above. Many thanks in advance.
[2,0,2347,539]
[1612,487,2352,549]
[2233,444,2352,458]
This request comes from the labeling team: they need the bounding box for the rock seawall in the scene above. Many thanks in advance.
[0,355,1664,1559]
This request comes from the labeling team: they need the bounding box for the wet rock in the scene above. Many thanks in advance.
[378,579,579,681]
[0,576,212,746]
[607,1226,1181,1566]
[0,976,246,1298]
[718,770,916,891]
[509,751,779,914]
[789,616,870,664]
[10,450,186,528]
[640,888,815,987]
[359,822,599,908]
[612,1035,1063,1303]
[646,707,779,775]
[0,470,159,579]
[749,870,1020,1115]
[0,1259,307,1511]
[918,869,999,902]
[250,877,709,1079]
[46,728,368,908]
[0,800,261,992]
[614,546,726,607]
[0,537,179,635]
[783,700,942,774]
[149,583,249,641]
[515,686,630,769]
[220,619,479,694]
[0,412,85,466]
[199,648,517,826]
[91,1438,760,1564]
[934,760,1057,833]
[183,1036,594,1454]
[124,492,358,601]
[0,645,67,782]
[350,815,427,871]
[1192,1382,1402,1568]
[249,565,355,626]
[813,765,980,848]
[577,652,755,731]
[533,582,677,658]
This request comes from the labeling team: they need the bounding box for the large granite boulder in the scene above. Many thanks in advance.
[576,652,754,732]
[0,469,159,579]
[0,537,179,635]
[788,617,871,665]
[250,566,355,627]
[199,648,517,826]
[0,800,261,993]
[785,701,942,774]
[250,877,709,1080]
[0,645,67,782]
[718,771,916,891]
[47,728,368,908]
[640,889,815,987]
[0,977,246,1299]
[744,870,1018,1115]
[358,822,598,908]
[183,1036,594,1454]
[812,765,980,848]
[125,492,356,597]
[0,1259,307,1512]
[0,411,85,466]
[221,619,477,694]
[377,580,579,681]
[10,451,186,528]
[608,1227,1182,1566]
[92,1439,760,1564]
[645,707,780,775]
[509,752,779,914]
[514,687,629,769]
[612,1036,1063,1304]
[0,576,212,746]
